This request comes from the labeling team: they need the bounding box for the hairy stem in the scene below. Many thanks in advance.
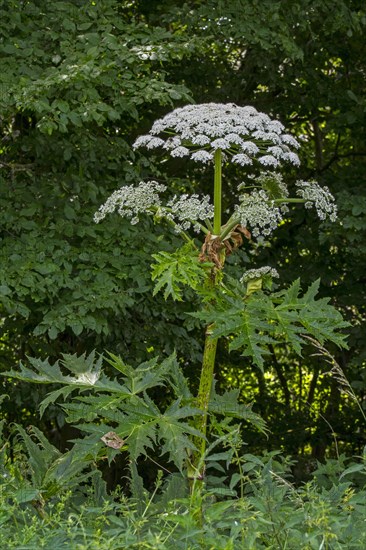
[189,325,218,496]
[196,326,218,448]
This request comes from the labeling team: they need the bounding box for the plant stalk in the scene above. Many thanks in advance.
[195,324,218,460]
[188,324,218,504]
[213,149,222,234]
[190,148,223,488]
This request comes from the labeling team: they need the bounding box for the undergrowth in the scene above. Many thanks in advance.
[1,413,366,549]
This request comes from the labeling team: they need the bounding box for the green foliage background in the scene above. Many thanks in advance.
[1,0,365,465]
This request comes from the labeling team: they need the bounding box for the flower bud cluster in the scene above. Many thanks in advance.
[253,171,289,199]
[240,266,279,283]
[133,103,300,168]
[94,181,166,224]
[295,181,337,221]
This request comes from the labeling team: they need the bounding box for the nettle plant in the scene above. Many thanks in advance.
[5,104,347,497]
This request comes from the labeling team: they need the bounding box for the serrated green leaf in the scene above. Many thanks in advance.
[27,426,61,461]
[193,277,349,367]
[158,419,198,472]
[129,462,147,514]
[39,386,76,417]
[209,389,267,434]
[15,425,49,487]
[126,422,157,460]
[151,244,207,301]
[339,463,366,480]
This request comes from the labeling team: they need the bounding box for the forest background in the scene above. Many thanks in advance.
[0,0,365,484]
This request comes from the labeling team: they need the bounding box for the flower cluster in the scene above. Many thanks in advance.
[166,194,214,232]
[240,266,279,283]
[133,103,300,168]
[94,181,214,233]
[232,173,338,238]
[235,189,283,237]
[93,181,166,224]
[95,105,338,240]
[295,180,338,221]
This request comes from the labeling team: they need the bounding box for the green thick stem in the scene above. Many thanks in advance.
[196,148,223,450]
[213,149,222,234]
[196,325,218,453]
[189,325,218,496]
[189,149,223,490]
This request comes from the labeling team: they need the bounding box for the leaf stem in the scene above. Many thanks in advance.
[150,205,210,239]
[220,216,241,240]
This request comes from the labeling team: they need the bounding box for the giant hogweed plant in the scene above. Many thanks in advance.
[4,104,347,497]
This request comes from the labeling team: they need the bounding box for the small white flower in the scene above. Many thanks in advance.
[240,266,279,283]
[267,146,285,158]
[267,120,285,134]
[167,194,214,232]
[281,134,300,148]
[170,146,190,157]
[145,137,165,149]
[226,133,244,146]
[94,181,166,223]
[133,135,155,149]
[192,134,211,146]
[232,153,253,166]
[281,151,300,166]
[163,136,182,150]
[211,138,230,149]
[295,180,337,221]
[235,189,283,237]
[240,141,260,155]
[191,150,213,163]
[252,130,282,144]
[258,155,279,168]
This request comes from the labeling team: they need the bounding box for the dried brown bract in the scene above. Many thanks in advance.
[199,225,251,268]
[101,431,125,449]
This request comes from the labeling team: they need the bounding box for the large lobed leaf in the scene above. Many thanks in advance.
[192,278,349,369]
[2,351,205,471]
[151,244,211,301]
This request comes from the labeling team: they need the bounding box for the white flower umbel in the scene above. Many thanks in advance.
[230,172,338,237]
[94,180,213,234]
[240,266,279,283]
[94,181,166,224]
[295,180,338,221]
[166,194,214,232]
[235,189,283,237]
[133,103,300,167]
[96,106,338,240]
